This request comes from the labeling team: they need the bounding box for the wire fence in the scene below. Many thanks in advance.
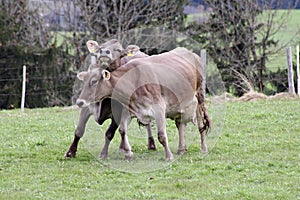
[1,44,299,109]
[0,65,76,109]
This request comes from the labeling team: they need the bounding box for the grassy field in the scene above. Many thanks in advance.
[0,99,299,199]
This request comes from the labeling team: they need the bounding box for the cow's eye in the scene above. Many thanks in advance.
[91,79,98,86]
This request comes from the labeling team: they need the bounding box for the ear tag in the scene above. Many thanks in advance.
[89,46,97,54]
[127,51,133,57]
[102,70,111,80]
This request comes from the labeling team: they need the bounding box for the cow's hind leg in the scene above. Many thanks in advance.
[175,121,187,155]
[146,124,157,150]
[65,107,92,158]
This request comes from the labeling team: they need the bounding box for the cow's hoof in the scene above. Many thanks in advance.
[100,152,107,159]
[166,154,174,162]
[124,151,134,160]
[119,147,126,153]
[64,150,76,158]
[177,148,187,155]
[201,146,208,153]
[148,143,157,151]
[201,149,208,153]
[148,138,157,150]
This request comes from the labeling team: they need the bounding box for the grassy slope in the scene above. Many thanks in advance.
[0,99,299,199]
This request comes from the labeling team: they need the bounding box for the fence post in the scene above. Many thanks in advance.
[91,55,96,64]
[21,65,26,112]
[200,49,206,98]
[286,46,295,95]
[296,45,300,96]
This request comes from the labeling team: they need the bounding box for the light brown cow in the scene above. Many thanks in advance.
[76,47,211,161]
[65,39,156,159]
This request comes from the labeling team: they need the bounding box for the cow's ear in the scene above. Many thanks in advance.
[86,40,99,53]
[126,45,140,57]
[102,70,111,80]
[77,71,87,81]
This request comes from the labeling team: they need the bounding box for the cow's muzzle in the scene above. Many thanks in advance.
[99,48,113,64]
[76,99,89,108]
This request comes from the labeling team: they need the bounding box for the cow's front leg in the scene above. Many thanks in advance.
[175,121,187,155]
[65,107,92,158]
[155,107,173,161]
[146,124,157,150]
[65,135,80,158]
[118,110,133,160]
[100,117,119,159]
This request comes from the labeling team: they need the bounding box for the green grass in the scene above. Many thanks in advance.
[1,99,300,199]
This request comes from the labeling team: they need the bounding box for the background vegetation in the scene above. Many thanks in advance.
[185,0,300,96]
[0,0,300,108]
[0,1,74,109]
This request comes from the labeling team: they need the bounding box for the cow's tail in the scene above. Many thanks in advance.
[194,52,211,135]
[196,90,211,136]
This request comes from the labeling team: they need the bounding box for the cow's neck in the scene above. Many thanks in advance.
[108,59,121,71]
[109,66,135,110]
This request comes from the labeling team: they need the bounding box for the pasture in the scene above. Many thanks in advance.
[0,99,299,199]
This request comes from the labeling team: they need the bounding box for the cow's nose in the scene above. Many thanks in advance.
[100,48,111,56]
[76,99,85,108]
[99,48,113,67]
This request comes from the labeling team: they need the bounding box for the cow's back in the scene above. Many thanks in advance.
[128,47,202,90]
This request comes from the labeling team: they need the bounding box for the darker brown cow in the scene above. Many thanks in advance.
[65,39,156,159]
[76,47,211,161]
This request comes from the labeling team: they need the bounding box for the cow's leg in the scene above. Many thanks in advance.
[118,110,133,160]
[146,124,157,150]
[100,117,119,159]
[197,108,208,152]
[175,121,187,155]
[155,107,173,161]
[65,107,92,158]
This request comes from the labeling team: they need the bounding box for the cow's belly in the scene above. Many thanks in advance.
[131,107,155,125]
[166,96,198,123]
[129,95,198,124]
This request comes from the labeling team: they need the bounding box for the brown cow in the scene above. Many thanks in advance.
[65,39,156,159]
[76,47,211,161]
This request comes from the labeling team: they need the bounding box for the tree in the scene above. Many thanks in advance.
[40,0,189,103]
[0,0,189,108]
[186,0,299,96]
[0,0,74,108]
[44,0,188,68]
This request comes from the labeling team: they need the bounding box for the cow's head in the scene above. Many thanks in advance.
[87,40,146,70]
[76,67,113,108]
[86,39,126,70]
